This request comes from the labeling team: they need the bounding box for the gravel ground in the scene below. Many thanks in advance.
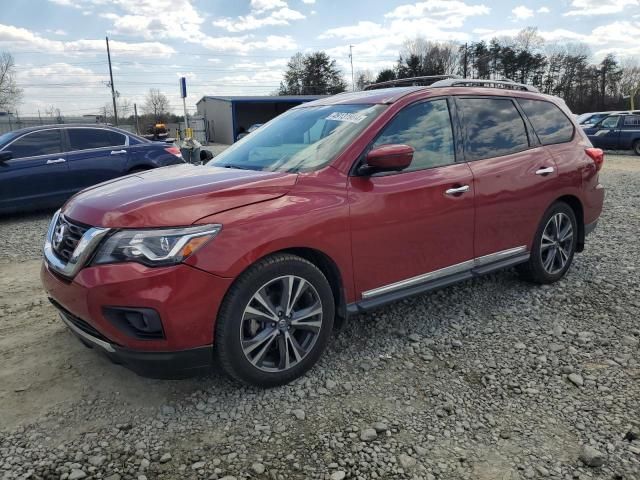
[0,154,639,480]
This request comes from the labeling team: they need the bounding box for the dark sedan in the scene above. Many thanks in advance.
[0,124,185,214]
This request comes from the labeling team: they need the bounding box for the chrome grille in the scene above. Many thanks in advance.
[51,215,89,262]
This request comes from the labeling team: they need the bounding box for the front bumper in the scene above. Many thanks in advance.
[57,304,212,378]
[41,259,233,378]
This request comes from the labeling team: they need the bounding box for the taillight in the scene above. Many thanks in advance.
[164,146,182,158]
[585,147,604,172]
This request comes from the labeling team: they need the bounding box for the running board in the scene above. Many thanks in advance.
[346,252,530,315]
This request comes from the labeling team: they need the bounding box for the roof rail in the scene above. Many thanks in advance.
[430,78,539,93]
[363,75,460,91]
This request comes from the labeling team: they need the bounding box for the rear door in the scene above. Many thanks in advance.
[619,115,640,150]
[456,96,560,258]
[64,127,130,191]
[349,98,475,300]
[0,128,70,212]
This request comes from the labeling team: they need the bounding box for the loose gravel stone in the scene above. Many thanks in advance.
[360,428,377,441]
[568,373,584,387]
[330,471,346,480]
[579,445,606,467]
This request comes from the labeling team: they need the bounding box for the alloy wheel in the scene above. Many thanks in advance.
[240,275,323,372]
[540,212,574,275]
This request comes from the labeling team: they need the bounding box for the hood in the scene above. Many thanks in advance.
[62,164,298,228]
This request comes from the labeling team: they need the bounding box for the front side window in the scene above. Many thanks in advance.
[371,99,455,171]
[600,116,620,128]
[458,97,529,161]
[518,98,574,145]
[9,130,62,159]
[67,128,126,151]
[208,104,386,173]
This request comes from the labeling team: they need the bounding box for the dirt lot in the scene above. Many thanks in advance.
[0,155,639,479]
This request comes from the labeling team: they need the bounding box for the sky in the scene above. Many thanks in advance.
[1,0,639,117]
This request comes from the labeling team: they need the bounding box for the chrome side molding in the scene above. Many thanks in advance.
[362,245,528,299]
[43,209,110,278]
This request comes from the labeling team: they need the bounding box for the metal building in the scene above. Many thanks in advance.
[195,95,324,144]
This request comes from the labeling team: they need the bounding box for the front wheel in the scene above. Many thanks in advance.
[517,202,577,284]
[215,254,335,387]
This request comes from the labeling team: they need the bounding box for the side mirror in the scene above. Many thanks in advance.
[0,151,12,162]
[359,144,414,175]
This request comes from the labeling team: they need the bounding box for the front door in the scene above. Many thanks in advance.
[0,128,70,212]
[456,96,561,258]
[64,127,130,191]
[348,98,475,300]
[590,115,621,149]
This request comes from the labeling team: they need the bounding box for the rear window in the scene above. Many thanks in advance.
[9,129,63,159]
[67,128,126,151]
[458,97,529,161]
[518,99,574,145]
[623,115,640,127]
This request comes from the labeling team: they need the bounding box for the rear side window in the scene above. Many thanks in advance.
[518,99,574,145]
[458,98,529,161]
[9,130,63,159]
[372,99,455,171]
[623,115,640,127]
[67,128,126,151]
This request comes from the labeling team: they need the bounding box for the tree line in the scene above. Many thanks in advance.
[280,28,640,114]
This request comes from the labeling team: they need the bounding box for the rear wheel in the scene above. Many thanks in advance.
[517,202,577,284]
[633,140,640,156]
[215,254,334,387]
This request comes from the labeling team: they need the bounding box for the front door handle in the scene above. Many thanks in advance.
[535,166,554,176]
[445,185,470,195]
[46,158,66,164]
[110,149,127,155]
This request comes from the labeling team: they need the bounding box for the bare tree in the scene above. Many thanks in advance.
[354,70,375,90]
[397,38,460,77]
[0,52,22,111]
[103,98,133,122]
[142,88,170,122]
[620,57,640,107]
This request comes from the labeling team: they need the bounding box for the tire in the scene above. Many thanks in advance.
[633,140,640,156]
[215,253,335,387]
[517,202,578,284]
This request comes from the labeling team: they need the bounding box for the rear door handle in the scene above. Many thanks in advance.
[110,149,127,155]
[445,185,470,195]
[535,166,554,176]
[46,158,66,164]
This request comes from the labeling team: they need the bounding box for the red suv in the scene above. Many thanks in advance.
[41,79,605,386]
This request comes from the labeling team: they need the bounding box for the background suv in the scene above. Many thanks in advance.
[41,80,605,387]
[582,113,640,154]
[0,124,184,214]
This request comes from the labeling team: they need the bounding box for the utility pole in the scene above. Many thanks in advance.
[38,109,42,125]
[134,103,140,134]
[463,43,468,79]
[106,36,118,126]
[349,45,355,91]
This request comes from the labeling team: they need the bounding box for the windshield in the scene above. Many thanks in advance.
[0,131,17,148]
[208,104,386,173]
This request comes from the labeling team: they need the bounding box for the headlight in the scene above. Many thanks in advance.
[92,224,221,267]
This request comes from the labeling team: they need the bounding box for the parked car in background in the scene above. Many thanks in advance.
[578,110,640,127]
[0,124,185,214]
[41,79,604,386]
[583,113,640,154]
[236,123,263,141]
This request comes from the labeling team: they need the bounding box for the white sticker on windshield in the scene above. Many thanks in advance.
[326,112,367,124]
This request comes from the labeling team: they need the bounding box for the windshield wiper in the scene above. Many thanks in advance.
[220,164,254,171]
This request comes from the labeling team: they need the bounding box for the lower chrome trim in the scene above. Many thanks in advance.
[362,245,528,299]
[474,245,527,267]
[59,313,115,353]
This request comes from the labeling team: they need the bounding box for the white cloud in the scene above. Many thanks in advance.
[319,21,383,40]
[385,0,490,19]
[301,0,315,3]
[0,23,175,57]
[47,0,81,8]
[564,0,639,16]
[512,5,534,19]
[538,6,551,13]
[213,7,305,32]
[46,29,68,35]
[199,34,296,54]
[250,0,287,12]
